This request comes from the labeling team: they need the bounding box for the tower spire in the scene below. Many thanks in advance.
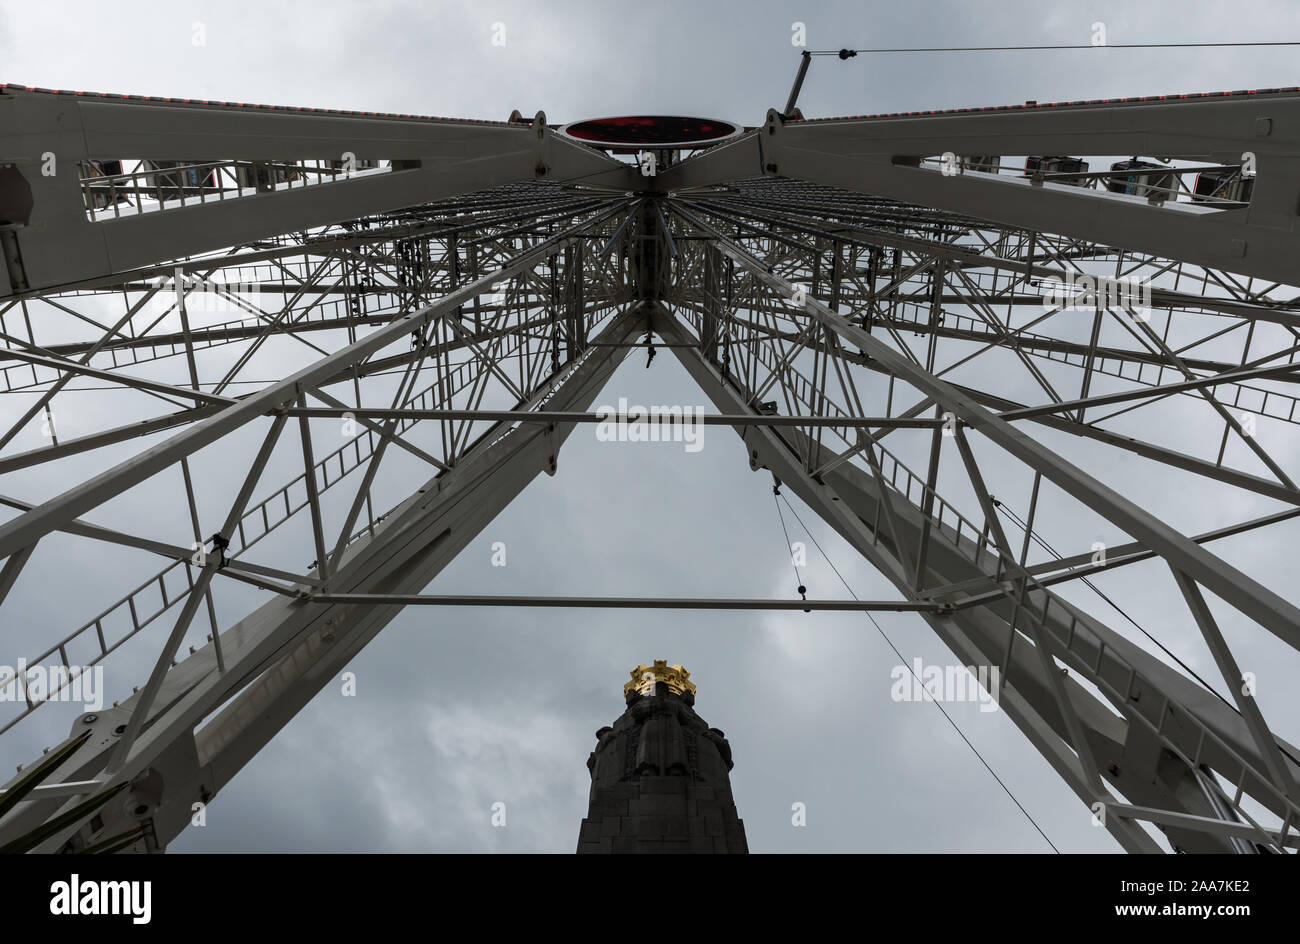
[577,662,748,854]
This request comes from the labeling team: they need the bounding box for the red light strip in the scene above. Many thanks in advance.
[789,86,1300,123]
[0,83,513,125]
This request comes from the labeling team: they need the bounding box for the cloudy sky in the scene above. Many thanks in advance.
[3,0,1300,853]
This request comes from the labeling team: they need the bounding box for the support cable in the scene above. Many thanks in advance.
[771,478,808,608]
[777,492,1061,853]
[994,499,1300,770]
[809,41,1300,55]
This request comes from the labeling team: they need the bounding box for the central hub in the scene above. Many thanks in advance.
[557,115,743,153]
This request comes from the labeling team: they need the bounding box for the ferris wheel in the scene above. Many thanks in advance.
[1,60,1299,853]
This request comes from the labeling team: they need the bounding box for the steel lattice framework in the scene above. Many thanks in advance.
[1,82,1300,853]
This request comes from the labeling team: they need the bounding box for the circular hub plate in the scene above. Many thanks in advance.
[557,115,743,152]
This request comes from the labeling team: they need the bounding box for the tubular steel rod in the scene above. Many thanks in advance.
[307,593,942,612]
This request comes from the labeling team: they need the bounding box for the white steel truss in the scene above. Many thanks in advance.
[2,83,1300,852]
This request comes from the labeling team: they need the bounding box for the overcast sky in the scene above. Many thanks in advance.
[3,0,1300,853]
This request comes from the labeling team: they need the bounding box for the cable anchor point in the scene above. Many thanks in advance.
[207,533,230,570]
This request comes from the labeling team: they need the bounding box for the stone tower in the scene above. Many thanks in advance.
[576,661,748,853]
